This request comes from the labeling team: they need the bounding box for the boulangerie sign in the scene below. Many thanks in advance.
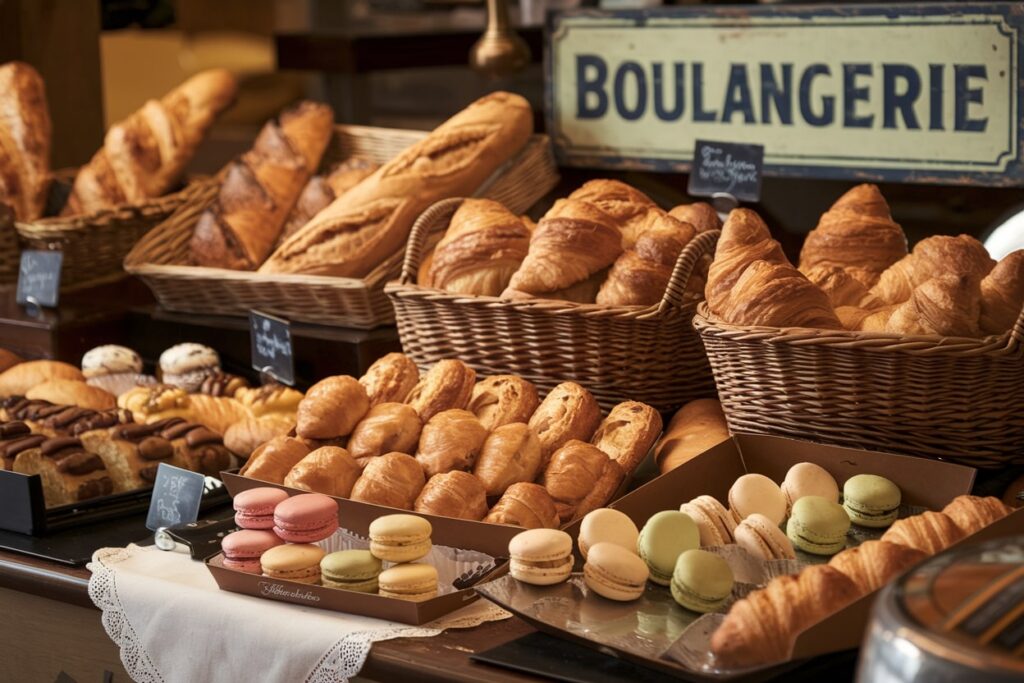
[546,3,1024,186]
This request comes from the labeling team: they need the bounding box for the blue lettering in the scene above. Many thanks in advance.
[614,61,647,121]
[653,62,685,121]
[843,63,873,128]
[883,64,922,130]
[721,64,755,123]
[693,63,717,122]
[929,64,944,130]
[761,63,793,125]
[576,55,608,119]
[799,64,834,127]
[954,64,987,132]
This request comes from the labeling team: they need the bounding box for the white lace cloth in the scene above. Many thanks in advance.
[88,544,511,683]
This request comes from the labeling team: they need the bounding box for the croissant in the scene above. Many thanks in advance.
[711,565,861,669]
[502,199,622,302]
[846,275,981,337]
[803,265,882,309]
[427,198,531,296]
[980,250,1024,335]
[64,69,237,215]
[705,208,787,308]
[799,184,907,287]
[567,179,656,248]
[668,202,721,234]
[596,212,699,306]
[712,260,842,329]
[0,62,51,221]
[190,101,334,269]
[871,234,995,305]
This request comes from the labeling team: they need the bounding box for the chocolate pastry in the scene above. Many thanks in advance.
[196,371,250,398]
[152,417,233,476]
[0,421,45,471]
[13,436,114,506]
[80,421,176,491]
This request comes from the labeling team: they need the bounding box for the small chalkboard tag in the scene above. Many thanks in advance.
[146,463,206,532]
[249,309,294,386]
[16,250,63,310]
[687,140,764,204]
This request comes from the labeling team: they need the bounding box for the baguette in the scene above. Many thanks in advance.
[260,91,533,278]
[189,101,334,269]
[279,158,379,243]
[64,69,238,215]
[0,61,51,221]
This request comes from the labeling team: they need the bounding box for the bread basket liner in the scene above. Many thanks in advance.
[124,125,559,329]
[691,299,1024,468]
[386,201,720,413]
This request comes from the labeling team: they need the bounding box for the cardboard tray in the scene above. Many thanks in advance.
[479,433,1024,679]
[206,551,508,626]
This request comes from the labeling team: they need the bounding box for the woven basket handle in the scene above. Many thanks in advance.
[400,197,465,286]
[1011,298,1024,349]
[657,229,721,314]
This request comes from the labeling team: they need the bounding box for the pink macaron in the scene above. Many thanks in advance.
[221,529,284,574]
[234,487,290,530]
[273,493,339,543]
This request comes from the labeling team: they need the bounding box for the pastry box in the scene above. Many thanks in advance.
[477,434,1024,679]
[206,525,507,626]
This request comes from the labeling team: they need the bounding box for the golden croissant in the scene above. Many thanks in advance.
[979,250,1024,335]
[871,234,994,305]
[803,265,882,309]
[799,184,907,287]
[843,275,982,337]
[567,179,656,248]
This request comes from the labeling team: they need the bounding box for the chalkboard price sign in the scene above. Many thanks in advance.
[249,309,295,386]
[145,463,207,532]
[687,140,764,203]
[16,250,63,309]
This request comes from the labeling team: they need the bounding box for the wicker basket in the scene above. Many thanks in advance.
[15,176,200,289]
[385,199,720,413]
[0,206,17,284]
[125,126,560,329]
[692,303,1024,469]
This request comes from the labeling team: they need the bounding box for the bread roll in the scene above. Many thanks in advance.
[189,101,334,269]
[349,451,426,510]
[405,359,475,422]
[483,482,560,529]
[415,409,488,477]
[0,61,51,221]
[541,440,623,523]
[240,435,310,483]
[261,92,533,278]
[656,398,730,474]
[295,375,369,439]
[528,382,601,466]
[64,69,237,215]
[414,471,489,520]
[590,401,662,475]
[0,360,84,396]
[473,423,543,497]
[346,402,421,466]
[284,446,361,498]
[26,379,116,411]
[468,375,539,430]
[359,353,420,406]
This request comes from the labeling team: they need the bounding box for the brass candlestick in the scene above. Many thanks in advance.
[470,0,530,78]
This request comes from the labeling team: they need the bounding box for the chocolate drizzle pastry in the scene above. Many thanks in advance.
[40,437,114,500]
[38,406,134,435]
[196,371,249,397]
[152,417,231,475]
[0,421,45,470]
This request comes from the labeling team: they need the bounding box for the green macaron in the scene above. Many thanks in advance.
[842,474,902,528]
[786,495,851,556]
[320,549,383,593]
[637,510,700,585]
[670,549,734,613]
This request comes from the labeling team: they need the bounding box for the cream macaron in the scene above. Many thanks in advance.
[509,528,574,585]
[578,508,639,559]
[369,514,433,563]
[584,542,649,601]
[728,474,787,526]
[378,563,439,602]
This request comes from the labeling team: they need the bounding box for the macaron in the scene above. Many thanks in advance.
[670,549,734,613]
[843,474,902,528]
[273,493,340,543]
[378,563,439,602]
[787,495,851,556]
[578,508,639,559]
[233,487,290,530]
[221,529,284,574]
[728,473,787,526]
[509,528,573,585]
[636,510,700,585]
[260,543,325,584]
[320,550,383,593]
[679,496,736,547]
[369,514,433,563]
[583,541,649,602]
[734,513,795,561]
[781,462,839,509]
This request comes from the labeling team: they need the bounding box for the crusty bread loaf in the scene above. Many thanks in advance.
[0,360,84,396]
[189,101,334,269]
[0,61,51,221]
[259,92,533,278]
[279,159,378,243]
[656,398,730,474]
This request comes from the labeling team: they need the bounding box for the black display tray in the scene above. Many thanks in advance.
[0,468,229,535]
